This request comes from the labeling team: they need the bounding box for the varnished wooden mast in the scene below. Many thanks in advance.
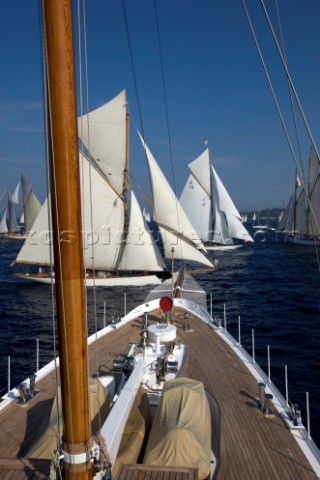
[43,1,92,478]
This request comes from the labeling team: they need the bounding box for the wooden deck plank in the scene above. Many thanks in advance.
[116,465,198,480]
[0,307,317,479]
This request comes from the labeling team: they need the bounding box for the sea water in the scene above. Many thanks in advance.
[0,236,319,448]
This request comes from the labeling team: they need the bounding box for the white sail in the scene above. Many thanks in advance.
[8,200,19,233]
[16,153,125,269]
[24,191,42,233]
[118,191,164,271]
[78,90,127,197]
[15,197,53,265]
[20,211,24,224]
[180,174,211,241]
[11,182,20,204]
[211,165,254,242]
[285,196,295,232]
[278,196,293,231]
[188,149,211,197]
[212,203,233,245]
[279,150,320,240]
[21,173,33,205]
[308,175,320,236]
[138,133,214,268]
[181,148,253,245]
[158,225,214,268]
[308,147,319,195]
[0,209,8,234]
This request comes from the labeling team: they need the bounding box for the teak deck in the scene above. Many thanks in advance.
[0,307,317,479]
[116,464,198,480]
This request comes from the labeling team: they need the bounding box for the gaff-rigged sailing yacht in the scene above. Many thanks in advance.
[277,147,320,245]
[180,148,254,250]
[12,92,215,286]
[0,173,41,240]
[0,1,320,480]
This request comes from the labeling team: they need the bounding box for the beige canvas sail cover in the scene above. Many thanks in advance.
[112,385,151,476]
[27,378,111,459]
[143,378,211,480]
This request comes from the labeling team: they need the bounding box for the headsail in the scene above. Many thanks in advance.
[0,209,8,234]
[24,191,42,233]
[211,165,254,243]
[8,200,19,233]
[138,133,214,268]
[118,191,164,271]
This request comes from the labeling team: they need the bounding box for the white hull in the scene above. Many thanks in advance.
[16,272,164,287]
[205,244,243,251]
[287,236,320,246]
[0,233,27,240]
[252,225,275,232]
[276,232,320,246]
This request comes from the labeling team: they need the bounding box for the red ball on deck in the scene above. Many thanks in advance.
[159,296,173,312]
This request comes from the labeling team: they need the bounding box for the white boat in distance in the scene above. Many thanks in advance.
[0,173,41,240]
[180,148,254,250]
[277,147,320,246]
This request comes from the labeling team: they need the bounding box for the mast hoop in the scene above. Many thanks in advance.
[62,449,92,465]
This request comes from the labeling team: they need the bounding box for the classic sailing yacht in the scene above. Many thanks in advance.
[180,148,254,250]
[277,147,320,245]
[0,173,41,240]
[13,93,215,286]
[0,1,320,479]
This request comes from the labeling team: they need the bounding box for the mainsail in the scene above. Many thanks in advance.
[180,174,212,242]
[78,90,128,197]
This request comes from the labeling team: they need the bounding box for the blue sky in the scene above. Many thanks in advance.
[1,0,320,213]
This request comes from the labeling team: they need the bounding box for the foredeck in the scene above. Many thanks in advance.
[0,294,317,479]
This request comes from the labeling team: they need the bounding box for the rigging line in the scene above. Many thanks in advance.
[78,0,102,429]
[0,189,6,204]
[274,0,312,249]
[242,0,320,243]
[121,1,146,150]
[154,0,183,262]
[77,0,99,317]
[259,0,320,165]
[274,0,306,186]
[273,0,320,263]
[39,0,61,439]
[121,0,159,226]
